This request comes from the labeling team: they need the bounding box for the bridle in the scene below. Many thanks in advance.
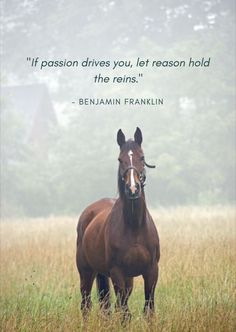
[121,165,146,188]
[121,160,156,189]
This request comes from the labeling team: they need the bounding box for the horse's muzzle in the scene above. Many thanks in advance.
[125,183,141,200]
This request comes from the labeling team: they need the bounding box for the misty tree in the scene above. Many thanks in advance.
[1,0,235,216]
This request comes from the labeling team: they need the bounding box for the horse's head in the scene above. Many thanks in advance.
[117,127,155,200]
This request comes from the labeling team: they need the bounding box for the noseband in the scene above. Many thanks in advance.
[121,166,146,188]
[120,159,156,189]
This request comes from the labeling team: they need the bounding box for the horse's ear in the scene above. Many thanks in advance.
[117,129,126,148]
[134,127,142,146]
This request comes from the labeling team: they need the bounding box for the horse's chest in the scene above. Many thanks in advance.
[118,244,152,276]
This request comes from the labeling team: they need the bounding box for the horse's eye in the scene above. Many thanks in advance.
[140,156,145,161]
[118,158,122,163]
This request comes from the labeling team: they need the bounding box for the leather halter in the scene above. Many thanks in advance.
[120,158,156,189]
[144,161,156,169]
[121,165,146,188]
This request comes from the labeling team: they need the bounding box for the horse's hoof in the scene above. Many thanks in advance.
[121,311,132,326]
[143,306,155,318]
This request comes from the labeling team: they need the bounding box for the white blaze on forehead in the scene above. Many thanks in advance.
[128,150,133,165]
[128,150,136,191]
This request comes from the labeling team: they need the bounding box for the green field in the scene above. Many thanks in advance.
[0,207,235,331]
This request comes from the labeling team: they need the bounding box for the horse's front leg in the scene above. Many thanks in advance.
[110,267,132,321]
[143,263,158,315]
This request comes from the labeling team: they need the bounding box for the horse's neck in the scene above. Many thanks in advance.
[122,195,146,229]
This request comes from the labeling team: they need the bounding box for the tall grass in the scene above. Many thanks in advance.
[0,207,235,331]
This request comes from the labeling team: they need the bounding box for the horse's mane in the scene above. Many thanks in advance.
[118,169,125,198]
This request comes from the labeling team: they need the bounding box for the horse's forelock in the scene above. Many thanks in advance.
[120,139,141,153]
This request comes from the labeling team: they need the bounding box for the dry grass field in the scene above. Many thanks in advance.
[0,207,235,331]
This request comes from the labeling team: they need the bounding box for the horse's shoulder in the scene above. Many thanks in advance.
[145,212,159,242]
[77,198,116,240]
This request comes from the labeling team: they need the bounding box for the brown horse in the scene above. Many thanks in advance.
[76,127,160,319]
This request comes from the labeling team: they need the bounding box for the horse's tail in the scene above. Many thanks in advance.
[96,274,110,310]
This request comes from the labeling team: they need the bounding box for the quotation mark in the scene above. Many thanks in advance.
[26,57,39,67]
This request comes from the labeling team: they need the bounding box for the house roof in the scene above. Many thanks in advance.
[2,83,57,124]
[2,84,57,141]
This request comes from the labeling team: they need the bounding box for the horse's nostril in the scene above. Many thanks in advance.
[125,183,140,198]
[124,178,142,197]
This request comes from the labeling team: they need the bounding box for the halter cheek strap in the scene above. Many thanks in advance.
[121,166,146,188]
